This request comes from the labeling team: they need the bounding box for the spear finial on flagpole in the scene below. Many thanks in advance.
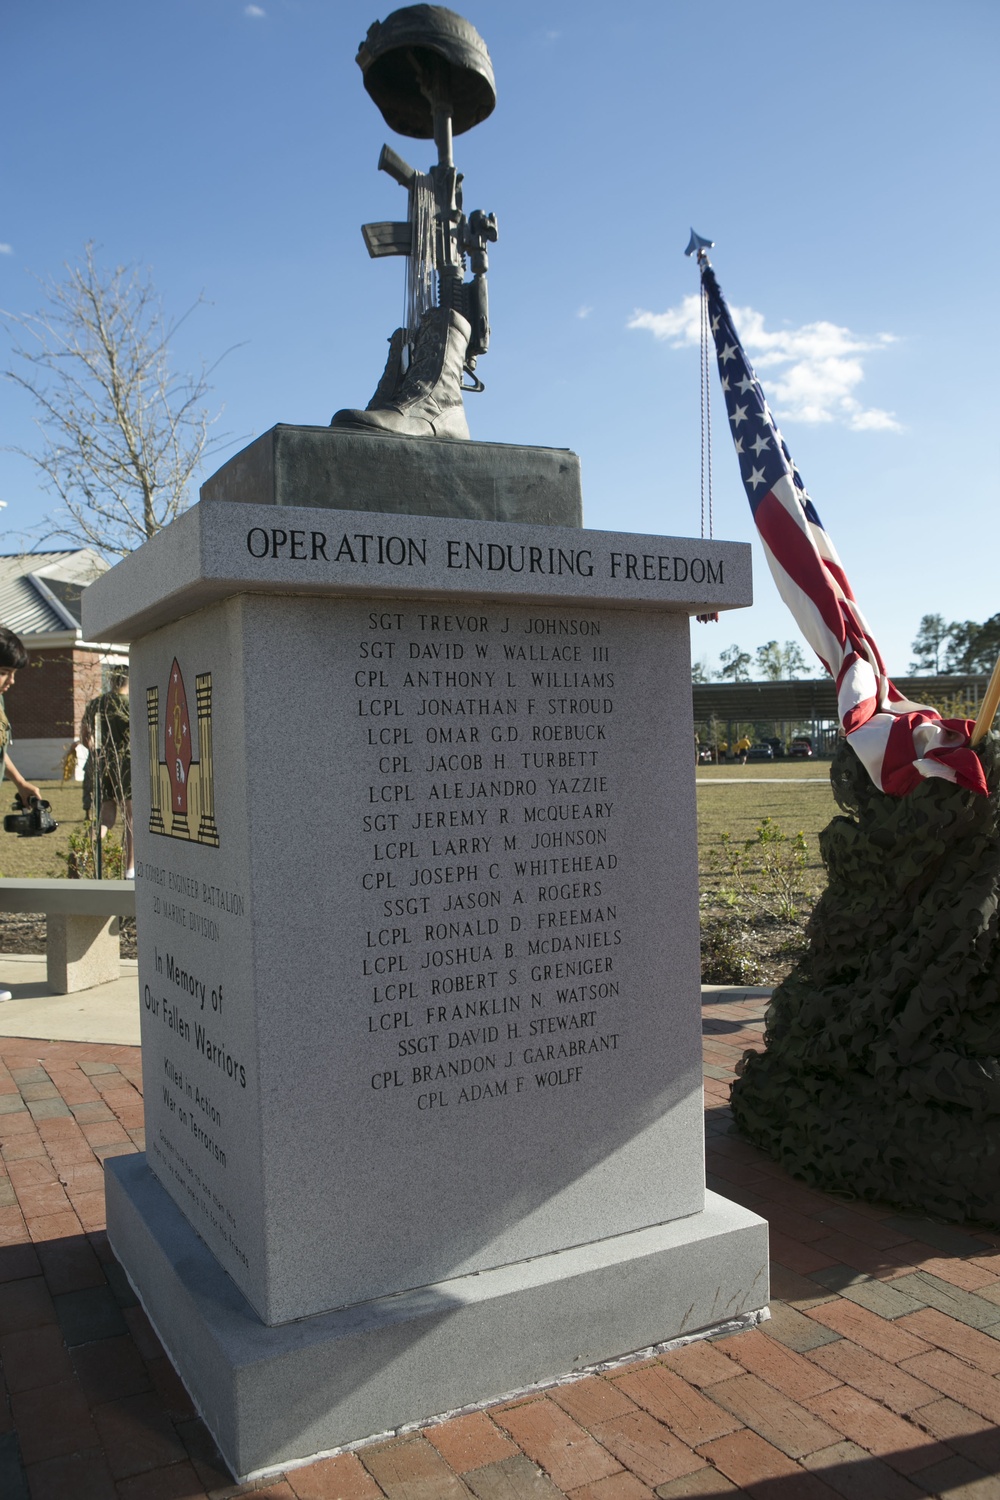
[685,228,714,265]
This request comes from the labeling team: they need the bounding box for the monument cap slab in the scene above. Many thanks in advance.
[82,498,751,645]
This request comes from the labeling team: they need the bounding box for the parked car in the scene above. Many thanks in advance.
[790,736,814,758]
[747,743,774,762]
[766,736,786,759]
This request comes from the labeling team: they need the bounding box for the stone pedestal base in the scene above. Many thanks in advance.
[106,1154,768,1482]
[47,914,119,994]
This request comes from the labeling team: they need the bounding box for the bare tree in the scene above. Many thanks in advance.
[2,243,231,557]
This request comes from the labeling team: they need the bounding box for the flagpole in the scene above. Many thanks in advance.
[689,230,719,624]
[970,650,1000,746]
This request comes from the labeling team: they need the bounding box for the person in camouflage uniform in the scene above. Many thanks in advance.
[81,667,133,878]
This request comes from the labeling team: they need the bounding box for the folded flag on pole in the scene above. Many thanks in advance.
[699,260,986,797]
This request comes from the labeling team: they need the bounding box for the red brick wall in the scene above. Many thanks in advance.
[72,651,105,739]
[5,648,104,741]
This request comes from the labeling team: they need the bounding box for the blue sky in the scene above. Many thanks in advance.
[2,0,997,678]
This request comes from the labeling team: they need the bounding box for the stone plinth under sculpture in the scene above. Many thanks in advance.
[201,425,582,526]
[83,454,767,1479]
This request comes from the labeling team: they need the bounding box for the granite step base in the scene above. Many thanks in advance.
[106,1153,768,1481]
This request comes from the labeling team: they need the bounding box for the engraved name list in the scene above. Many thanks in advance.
[352,602,636,1115]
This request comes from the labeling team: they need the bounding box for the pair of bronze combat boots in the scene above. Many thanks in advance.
[331,305,473,441]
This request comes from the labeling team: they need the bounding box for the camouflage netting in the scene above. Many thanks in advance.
[730,733,1000,1225]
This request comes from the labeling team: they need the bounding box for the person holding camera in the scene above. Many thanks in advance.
[0,626,42,1002]
[0,627,42,814]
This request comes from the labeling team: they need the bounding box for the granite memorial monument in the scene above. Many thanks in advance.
[83,7,768,1479]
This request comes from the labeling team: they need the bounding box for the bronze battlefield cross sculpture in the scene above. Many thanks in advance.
[332,5,498,441]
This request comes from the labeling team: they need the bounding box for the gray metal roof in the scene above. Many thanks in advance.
[693,673,991,723]
[0,550,107,637]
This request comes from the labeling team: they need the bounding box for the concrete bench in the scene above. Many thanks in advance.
[0,878,135,995]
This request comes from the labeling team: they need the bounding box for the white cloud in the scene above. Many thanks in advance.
[848,407,900,432]
[245,4,265,16]
[629,295,702,345]
[576,305,592,320]
[628,294,901,432]
[0,244,12,255]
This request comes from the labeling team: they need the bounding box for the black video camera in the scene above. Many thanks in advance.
[4,796,58,837]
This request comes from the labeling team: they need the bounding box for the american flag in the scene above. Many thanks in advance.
[701,262,986,797]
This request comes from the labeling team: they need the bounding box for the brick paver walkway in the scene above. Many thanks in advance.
[2,994,1000,1498]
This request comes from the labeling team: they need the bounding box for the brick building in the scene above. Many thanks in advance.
[0,550,124,779]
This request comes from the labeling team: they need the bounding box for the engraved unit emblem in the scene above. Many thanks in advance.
[147,659,219,846]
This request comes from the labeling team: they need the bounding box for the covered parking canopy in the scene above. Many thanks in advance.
[692,673,990,746]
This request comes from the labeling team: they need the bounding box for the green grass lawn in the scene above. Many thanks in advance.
[696,763,838,899]
[696,758,831,778]
[0,779,90,879]
[695,762,839,983]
